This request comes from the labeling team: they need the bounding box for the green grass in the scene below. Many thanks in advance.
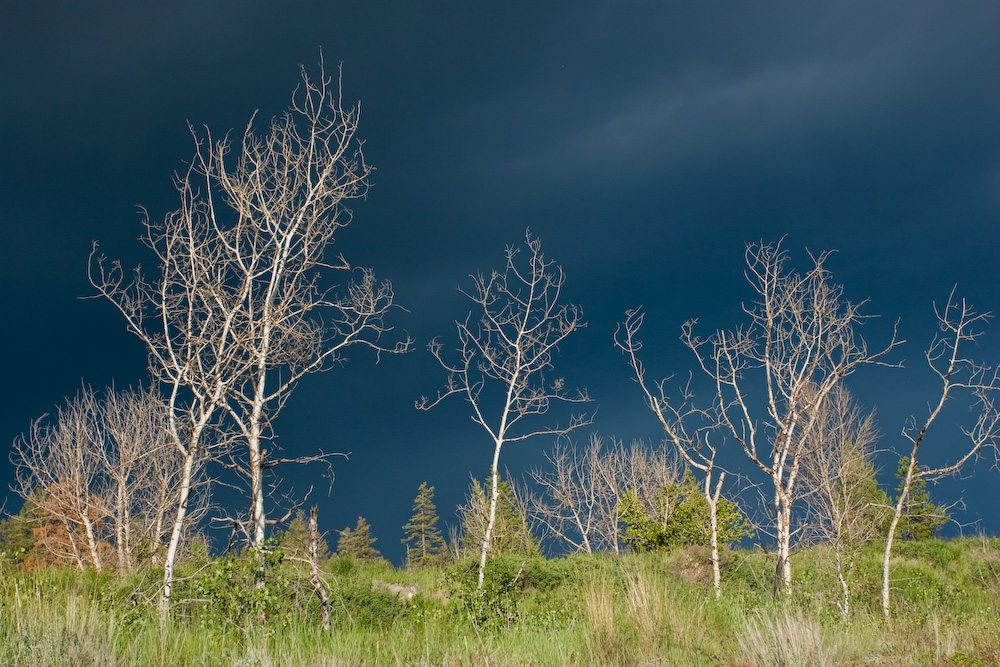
[3,539,1000,665]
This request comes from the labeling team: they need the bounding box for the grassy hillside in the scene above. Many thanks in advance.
[2,538,1000,666]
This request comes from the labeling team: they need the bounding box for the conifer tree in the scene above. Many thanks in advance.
[458,477,538,558]
[337,516,382,560]
[281,510,330,561]
[618,469,754,553]
[402,482,447,569]
[893,456,949,540]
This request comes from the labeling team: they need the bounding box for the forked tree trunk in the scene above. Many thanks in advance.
[773,484,793,597]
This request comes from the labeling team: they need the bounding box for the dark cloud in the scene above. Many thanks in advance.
[1,2,997,562]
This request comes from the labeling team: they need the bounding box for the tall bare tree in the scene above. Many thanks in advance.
[617,309,734,598]
[881,294,1000,618]
[190,60,409,547]
[798,387,886,620]
[91,146,247,610]
[418,231,591,587]
[684,241,899,596]
[91,60,407,606]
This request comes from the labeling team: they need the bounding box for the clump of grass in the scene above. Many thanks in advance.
[736,606,846,667]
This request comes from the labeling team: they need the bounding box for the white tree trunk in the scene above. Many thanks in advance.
[774,485,793,597]
[882,465,913,618]
[81,514,103,572]
[836,550,851,621]
[478,439,504,588]
[708,473,725,599]
[161,440,199,614]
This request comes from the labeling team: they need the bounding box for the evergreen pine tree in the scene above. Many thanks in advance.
[402,482,447,569]
[280,510,330,561]
[458,477,538,557]
[894,456,949,540]
[337,516,382,560]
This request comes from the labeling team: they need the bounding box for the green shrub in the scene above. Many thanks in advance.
[188,545,291,629]
[332,581,405,629]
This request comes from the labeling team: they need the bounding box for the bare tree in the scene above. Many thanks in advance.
[528,436,608,555]
[684,241,899,596]
[99,386,173,571]
[91,153,243,610]
[617,309,735,598]
[418,231,591,587]
[90,60,407,607]
[798,387,886,620]
[881,294,1000,618]
[12,387,109,571]
[190,60,409,547]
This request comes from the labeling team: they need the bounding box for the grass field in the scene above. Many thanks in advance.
[3,538,1000,666]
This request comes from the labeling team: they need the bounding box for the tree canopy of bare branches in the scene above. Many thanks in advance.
[418,230,591,587]
[90,59,409,609]
[881,293,1000,618]
[11,386,201,575]
[188,60,410,548]
[683,241,899,596]
[12,387,109,571]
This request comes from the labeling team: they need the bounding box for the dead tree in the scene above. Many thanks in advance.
[190,60,409,548]
[418,230,591,587]
[684,241,899,596]
[99,386,177,571]
[307,507,331,631]
[527,436,607,555]
[617,309,732,598]
[881,294,1000,618]
[798,387,885,620]
[12,387,108,571]
[90,60,407,607]
[91,156,243,610]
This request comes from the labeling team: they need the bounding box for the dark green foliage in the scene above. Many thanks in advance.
[402,482,448,569]
[459,477,539,558]
[894,457,949,540]
[333,581,405,629]
[0,492,45,564]
[337,516,382,560]
[618,469,754,553]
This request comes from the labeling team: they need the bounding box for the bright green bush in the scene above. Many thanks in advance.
[619,470,754,553]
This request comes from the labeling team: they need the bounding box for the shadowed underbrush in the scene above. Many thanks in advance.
[3,538,1000,666]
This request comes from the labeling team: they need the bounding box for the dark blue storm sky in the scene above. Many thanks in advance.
[1,2,998,564]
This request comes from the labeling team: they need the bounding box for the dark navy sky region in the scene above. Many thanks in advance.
[1,3,998,564]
